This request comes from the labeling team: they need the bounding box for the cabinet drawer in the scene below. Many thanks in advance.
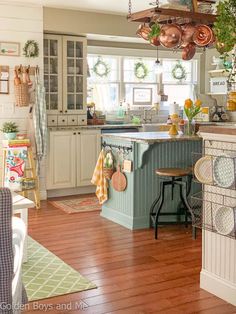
[47,115,58,126]
[58,115,68,126]
[78,115,87,126]
[68,115,78,125]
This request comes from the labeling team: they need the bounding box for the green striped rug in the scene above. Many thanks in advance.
[22,237,96,301]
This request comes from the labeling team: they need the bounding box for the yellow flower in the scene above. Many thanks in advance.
[184,99,193,109]
[195,99,202,107]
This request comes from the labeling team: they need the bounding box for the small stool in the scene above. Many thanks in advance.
[150,167,196,240]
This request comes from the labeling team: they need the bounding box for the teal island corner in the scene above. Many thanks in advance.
[101,132,202,230]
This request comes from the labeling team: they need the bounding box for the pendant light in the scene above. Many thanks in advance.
[154,46,163,74]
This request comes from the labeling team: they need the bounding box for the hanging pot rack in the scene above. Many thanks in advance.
[127,0,217,26]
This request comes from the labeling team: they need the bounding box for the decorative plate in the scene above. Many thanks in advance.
[214,206,235,236]
[194,156,213,184]
[213,154,236,188]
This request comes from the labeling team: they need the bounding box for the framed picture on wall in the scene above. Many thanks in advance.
[133,87,152,106]
[0,42,20,56]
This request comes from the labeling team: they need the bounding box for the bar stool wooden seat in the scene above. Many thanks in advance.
[150,167,196,240]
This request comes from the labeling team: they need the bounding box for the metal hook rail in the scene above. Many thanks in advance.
[102,141,133,153]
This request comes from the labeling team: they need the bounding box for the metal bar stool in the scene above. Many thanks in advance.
[150,167,196,240]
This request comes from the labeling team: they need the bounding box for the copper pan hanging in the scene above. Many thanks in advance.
[136,24,151,41]
[182,43,196,60]
[193,24,213,47]
[150,36,160,47]
[159,24,182,49]
[181,23,196,47]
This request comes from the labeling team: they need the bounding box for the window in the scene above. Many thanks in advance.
[87,53,197,112]
[162,59,198,107]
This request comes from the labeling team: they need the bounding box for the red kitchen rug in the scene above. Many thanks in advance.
[50,195,101,214]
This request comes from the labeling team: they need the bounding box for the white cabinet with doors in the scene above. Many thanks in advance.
[44,34,87,125]
[47,130,101,190]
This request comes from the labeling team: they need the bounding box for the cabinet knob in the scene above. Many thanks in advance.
[62,119,65,122]
[52,120,55,122]
[78,132,80,134]
[65,110,68,113]
[60,110,63,113]
[73,132,76,135]
[82,119,84,122]
[72,119,75,122]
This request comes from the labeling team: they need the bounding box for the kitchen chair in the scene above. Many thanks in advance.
[150,168,196,240]
[0,188,28,314]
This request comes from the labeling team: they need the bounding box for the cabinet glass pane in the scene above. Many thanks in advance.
[67,59,74,75]
[67,95,75,110]
[76,42,81,58]
[76,94,83,110]
[76,59,81,75]
[67,41,74,57]
[44,39,48,57]
[50,94,58,110]
[44,58,49,74]
[67,76,74,93]
[76,76,83,93]
[50,40,58,56]
[50,76,58,92]
[44,75,49,92]
[45,93,49,110]
[50,58,58,74]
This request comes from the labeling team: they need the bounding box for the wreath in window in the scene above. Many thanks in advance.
[134,61,149,80]
[92,57,110,78]
[23,40,39,58]
[171,61,187,82]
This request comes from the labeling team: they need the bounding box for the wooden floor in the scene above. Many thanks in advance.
[25,197,236,314]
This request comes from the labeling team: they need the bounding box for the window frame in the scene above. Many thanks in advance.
[87,46,201,110]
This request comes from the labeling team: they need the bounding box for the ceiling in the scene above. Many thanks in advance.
[11,0,166,15]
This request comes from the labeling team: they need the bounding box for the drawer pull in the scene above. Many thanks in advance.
[60,110,62,113]
[72,119,75,122]
[65,110,68,113]
[62,119,65,122]
[78,132,80,134]
[73,132,76,135]
[52,120,55,122]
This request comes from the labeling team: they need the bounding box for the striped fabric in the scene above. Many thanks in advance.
[0,188,28,313]
[33,71,47,174]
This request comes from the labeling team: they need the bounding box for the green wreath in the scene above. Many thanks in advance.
[23,40,39,58]
[134,61,149,80]
[172,61,187,81]
[93,58,110,78]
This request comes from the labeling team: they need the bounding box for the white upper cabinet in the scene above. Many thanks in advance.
[44,34,87,116]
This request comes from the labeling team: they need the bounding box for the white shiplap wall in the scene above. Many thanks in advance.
[0,2,46,199]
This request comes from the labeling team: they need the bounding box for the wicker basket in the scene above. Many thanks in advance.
[103,167,114,180]
[14,83,30,107]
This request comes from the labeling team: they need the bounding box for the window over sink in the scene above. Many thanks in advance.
[87,53,197,112]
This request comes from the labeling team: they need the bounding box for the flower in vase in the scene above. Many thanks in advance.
[184,98,202,121]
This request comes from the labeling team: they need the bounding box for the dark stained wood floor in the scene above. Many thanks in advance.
[24,196,236,314]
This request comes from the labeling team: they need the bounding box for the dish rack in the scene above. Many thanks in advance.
[190,191,236,239]
[192,139,236,190]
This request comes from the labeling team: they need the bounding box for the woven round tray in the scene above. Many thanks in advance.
[194,155,213,184]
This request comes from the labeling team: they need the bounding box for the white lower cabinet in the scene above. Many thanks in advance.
[47,129,101,190]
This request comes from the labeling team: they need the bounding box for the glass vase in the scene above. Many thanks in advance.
[185,119,195,136]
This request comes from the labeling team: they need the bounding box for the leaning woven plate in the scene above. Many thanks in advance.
[194,156,213,184]
[213,154,236,188]
[214,206,235,236]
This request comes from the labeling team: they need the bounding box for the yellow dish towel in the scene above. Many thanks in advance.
[91,149,108,204]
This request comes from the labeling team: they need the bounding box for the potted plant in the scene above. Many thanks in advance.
[213,0,236,55]
[0,122,19,140]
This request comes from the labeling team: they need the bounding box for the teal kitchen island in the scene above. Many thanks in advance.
[101,132,202,230]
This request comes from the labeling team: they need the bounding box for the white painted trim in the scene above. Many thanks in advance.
[47,186,96,198]
[40,190,47,201]
[200,269,236,306]
[101,206,134,229]
[200,132,236,143]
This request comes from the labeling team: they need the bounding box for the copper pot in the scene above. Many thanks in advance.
[193,24,213,47]
[150,36,160,47]
[159,24,182,49]
[136,24,151,41]
[181,24,196,47]
[182,43,196,60]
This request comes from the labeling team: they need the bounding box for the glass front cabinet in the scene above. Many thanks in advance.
[44,34,87,125]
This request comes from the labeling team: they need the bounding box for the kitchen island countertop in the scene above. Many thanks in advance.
[102,131,201,144]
